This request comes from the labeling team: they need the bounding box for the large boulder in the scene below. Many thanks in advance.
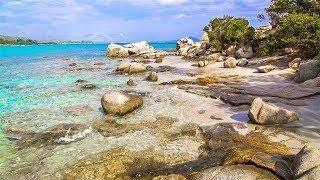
[224,57,238,68]
[101,91,143,116]
[248,97,299,125]
[116,63,147,74]
[235,46,254,59]
[200,32,209,44]
[226,45,237,56]
[293,145,320,179]
[107,43,129,58]
[123,41,155,55]
[177,37,203,57]
[298,60,320,82]
[107,41,155,58]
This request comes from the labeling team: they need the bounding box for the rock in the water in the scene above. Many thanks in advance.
[258,65,275,73]
[4,124,35,140]
[107,43,130,58]
[127,79,136,86]
[81,83,97,90]
[146,72,158,82]
[116,63,147,74]
[235,46,254,59]
[189,165,279,180]
[101,91,143,116]
[226,45,237,56]
[248,97,299,125]
[237,58,249,67]
[224,57,238,68]
[293,145,320,178]
[298,60,320,82]
[107,41,155,58]
[62,104,93,116]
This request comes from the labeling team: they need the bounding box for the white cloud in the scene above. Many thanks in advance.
[176,13,188,19]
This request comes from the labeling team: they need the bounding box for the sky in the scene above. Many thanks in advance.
[0,0,271,42]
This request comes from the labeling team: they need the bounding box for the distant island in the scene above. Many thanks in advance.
[0,35,94,45]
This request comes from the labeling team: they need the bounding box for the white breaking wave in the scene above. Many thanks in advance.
[57,127,92,144]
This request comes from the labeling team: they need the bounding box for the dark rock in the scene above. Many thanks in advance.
[127,79,136,86]
[81,84,97,90]
[146,72,159,82]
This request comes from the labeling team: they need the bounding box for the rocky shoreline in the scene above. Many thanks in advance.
[2,32,320,179]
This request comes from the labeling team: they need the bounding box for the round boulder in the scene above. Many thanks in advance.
[237,58,249,67]
[116,63,147,74]
[236,46,254,59]
[101,91,143,116]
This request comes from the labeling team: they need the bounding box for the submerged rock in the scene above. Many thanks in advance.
[189,165,279,180]
[4,124,36,140]
[146,72,159,82]
[101,91,143,116]
[116,63,147,74]
[80,84,97,90]
[257,65,275,73]
[62,104,93,116]
[224,57,238,68]
[248,97,299,125]
[17,123,91,146]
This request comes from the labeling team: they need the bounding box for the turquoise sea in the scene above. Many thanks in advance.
[0,43,176,172]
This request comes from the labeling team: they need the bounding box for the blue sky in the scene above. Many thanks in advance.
[0,0,270,42]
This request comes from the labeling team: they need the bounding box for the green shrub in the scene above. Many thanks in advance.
[204,16,255,50]
[273,13,320,58]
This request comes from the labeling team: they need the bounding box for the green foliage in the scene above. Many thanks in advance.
[262,0,320,59]
[0,37,37,45]
[205,16,255,50]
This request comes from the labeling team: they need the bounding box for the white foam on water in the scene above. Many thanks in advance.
[57,127,92,144]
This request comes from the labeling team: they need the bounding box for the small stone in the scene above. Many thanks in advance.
[127,79,136,86]
[69,63,77,67]
[198,110,206,114]
[155,57,163,63]
[289,58,301,70]
[210,115,223,120]
[257,65,275,73]
[81,84,97,90]
[146,72,158,82]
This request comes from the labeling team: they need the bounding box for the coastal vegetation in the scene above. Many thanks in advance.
[0,35,37,45]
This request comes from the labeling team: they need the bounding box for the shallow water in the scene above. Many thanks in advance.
[1,43,188,178]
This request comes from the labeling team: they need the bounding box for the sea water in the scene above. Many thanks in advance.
[0,43,176,172]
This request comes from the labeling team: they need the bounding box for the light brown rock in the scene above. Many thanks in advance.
[248,97,299,125]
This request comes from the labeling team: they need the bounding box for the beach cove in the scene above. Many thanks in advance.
[0,37,319,179]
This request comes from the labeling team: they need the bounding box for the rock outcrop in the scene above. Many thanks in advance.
[176,37,203,58]
[298,60,320,82]
[107,41,156,58]
[293,145,320,179]
[248,97,299,125]
[101,91,143,116]
[237,58,249,67]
